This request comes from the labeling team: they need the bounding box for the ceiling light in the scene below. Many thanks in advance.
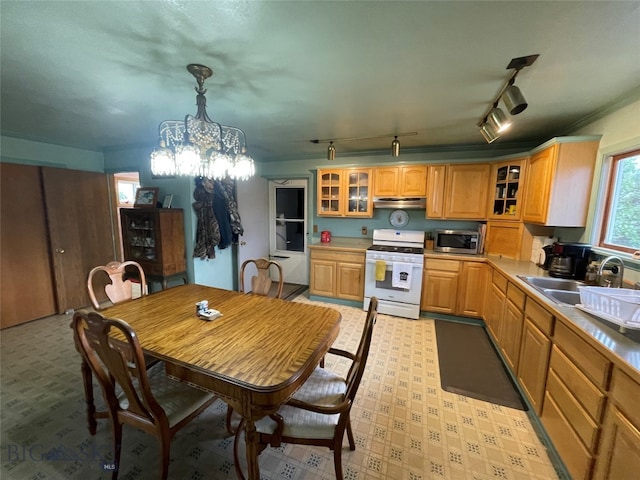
[327,142,336,161]
[391,136,400,157]
[488,107,511,133]
[150,64,254,180]
[503,84,528,115]
[479,122,500,143]
[476,54,539,142]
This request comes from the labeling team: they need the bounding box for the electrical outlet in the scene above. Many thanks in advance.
[313,224,318,233]
[361,226,368,235]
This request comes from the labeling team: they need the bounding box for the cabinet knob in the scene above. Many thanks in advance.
[55,248,65,254]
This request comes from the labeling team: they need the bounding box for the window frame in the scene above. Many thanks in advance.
[598,148,640,254]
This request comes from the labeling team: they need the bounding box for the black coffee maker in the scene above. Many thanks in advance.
[546,242,592,279]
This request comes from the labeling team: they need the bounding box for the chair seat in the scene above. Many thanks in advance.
[255,367,347,440]
[118,363,216,428]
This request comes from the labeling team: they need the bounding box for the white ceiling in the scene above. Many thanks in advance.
[1,1,639,163]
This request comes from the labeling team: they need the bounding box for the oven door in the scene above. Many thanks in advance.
[364,257,423,305]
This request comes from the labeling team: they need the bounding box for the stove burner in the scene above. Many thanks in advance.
[367,245,424,255]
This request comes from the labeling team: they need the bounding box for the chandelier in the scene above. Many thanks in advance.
[150,64,255,180]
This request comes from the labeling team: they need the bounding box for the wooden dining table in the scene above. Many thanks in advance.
[101,283,341,479]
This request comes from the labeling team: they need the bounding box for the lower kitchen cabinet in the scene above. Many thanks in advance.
[421,258,487,317]
[594,368,640,480]
[484,269,507,339]
[309,249,365,301]
[516,298,554,415]
[499,283,525,372]
[541,322,611,480]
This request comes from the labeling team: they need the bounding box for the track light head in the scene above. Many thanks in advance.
[479,122,500,143]
[391,136,400,157]
[327,142,335,161]
[503,85,528,115]
[488,107,511,133]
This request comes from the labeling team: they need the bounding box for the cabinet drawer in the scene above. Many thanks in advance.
[525,298,554,336]
[554,322,611,390]
[424,258,460,272]
[549,345,606,422]
[610,368,640,428]
[492,270,508,293]
[310,250,364,264]
[542,392,594,480]
[506,283,525,310]
[546,369,599,451]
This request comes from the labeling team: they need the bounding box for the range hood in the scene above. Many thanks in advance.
[373,197,426,209]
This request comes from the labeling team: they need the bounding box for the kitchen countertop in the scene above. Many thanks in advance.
[309,241,640,381]
[308,236,372,252]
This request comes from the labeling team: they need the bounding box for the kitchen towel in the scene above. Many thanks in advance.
[392,262,412,289]
[375,260,386,281]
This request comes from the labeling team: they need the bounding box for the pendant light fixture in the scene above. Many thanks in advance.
[150,64,255,180]
[477,54,539,143]
[391,136,400,157]
[327,142,336,161]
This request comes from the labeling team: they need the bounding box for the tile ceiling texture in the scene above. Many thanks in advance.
[1,1,639,163]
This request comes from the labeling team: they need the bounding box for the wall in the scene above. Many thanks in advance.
[1,135,104,171]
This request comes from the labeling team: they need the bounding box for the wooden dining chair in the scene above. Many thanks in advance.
[72,310,217,480]
[239,258,284,299]
[233,297,379,480]
[87,260,147,310]
[79,261,150,435]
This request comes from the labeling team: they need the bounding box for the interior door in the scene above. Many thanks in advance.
[0,163,57,328]
[41,167,117,312]
[269,179,308,285]
[236,175,270,289]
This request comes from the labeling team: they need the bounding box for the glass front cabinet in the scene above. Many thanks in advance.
[317,168,372,217]
[487,158,527,221]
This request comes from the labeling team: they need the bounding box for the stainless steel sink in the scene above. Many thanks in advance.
[517,275,584,305]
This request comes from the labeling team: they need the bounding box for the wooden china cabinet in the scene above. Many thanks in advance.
[120,208,187,290]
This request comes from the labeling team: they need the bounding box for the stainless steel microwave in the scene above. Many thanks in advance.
[434,230,479,254]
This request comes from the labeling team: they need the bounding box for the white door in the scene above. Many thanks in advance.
[269,179,308,285]
[236,175,270,288]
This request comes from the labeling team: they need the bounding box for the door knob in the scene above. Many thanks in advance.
[55,248,65,254]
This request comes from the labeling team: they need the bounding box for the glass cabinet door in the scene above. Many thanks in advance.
[489,160,525,220]
[346,168,372,216]
[318,170,343,215]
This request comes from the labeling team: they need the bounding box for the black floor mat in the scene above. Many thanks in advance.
[435,320,526,410]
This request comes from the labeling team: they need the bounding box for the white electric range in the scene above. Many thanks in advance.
[364,229,425,319]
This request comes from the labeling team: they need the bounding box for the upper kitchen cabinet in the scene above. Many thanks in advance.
[373,165,427,197]
[521,138,600,226]
[426,163,491,219]
[487,158,528,221]
[317,168,373,217]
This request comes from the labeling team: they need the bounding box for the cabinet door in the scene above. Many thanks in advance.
[0,164,57,328]
[399,165,427,196]
[487,159,526,221]
[522,145,556,223]
[517,319,551,415]
[345,168,373,216]
[500,299,524,371]
[373,167,399,196]
[42,167,116,312]
[317,170,344,216]
[336,262,364,301]
[458,262,489,317]
[444,163,490,219]
[484,282,505,340]
[421,269,459,314]
[426,165,446,218]
[594,407,640,480]
[309,260,336,297]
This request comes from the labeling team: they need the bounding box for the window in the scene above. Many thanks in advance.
[599,149,640,253]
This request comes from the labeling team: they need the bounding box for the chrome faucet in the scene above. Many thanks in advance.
[597,256,625,287]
